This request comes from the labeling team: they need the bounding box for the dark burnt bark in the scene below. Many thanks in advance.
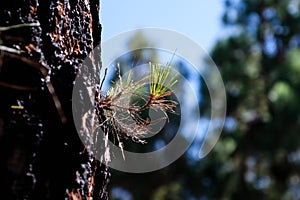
[0,0,109,199]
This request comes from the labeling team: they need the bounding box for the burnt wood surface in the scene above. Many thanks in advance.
[0,0,109,199]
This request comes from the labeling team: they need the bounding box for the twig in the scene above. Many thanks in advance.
[0,45,21,54]
[0,22,40,31]
[99,67,108,91]
[0,81,37,91]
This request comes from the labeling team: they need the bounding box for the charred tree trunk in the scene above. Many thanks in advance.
[0,0,110,199]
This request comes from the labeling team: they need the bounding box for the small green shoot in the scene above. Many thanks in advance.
[149,62,178,99]
[95,61,179,159]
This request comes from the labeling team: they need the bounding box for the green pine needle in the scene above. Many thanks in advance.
[149,62,178,99]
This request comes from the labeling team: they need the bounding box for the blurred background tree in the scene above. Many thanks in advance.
[108,0,300,200]
[208,0,300,199]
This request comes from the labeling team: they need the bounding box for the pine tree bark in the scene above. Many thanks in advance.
[0,0,109,199]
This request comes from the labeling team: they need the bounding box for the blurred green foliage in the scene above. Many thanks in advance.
[109,0,300,199]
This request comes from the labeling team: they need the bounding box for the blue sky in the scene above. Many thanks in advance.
[100,0,225,52]
[99,1,228,165]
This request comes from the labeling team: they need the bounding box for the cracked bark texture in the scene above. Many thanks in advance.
[0,0,109,199]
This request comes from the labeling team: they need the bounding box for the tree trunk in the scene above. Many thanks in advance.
[0,0,110,199]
